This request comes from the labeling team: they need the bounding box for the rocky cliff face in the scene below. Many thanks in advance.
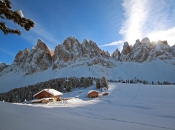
[1,37,175,76]
[112,37,175,62]
[11,39,52,75]
[120,41,132,62]
[112,49,120,61]
[1,37,112,75]
[52,37,111,69]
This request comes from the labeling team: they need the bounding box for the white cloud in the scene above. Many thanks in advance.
[148,27,175,46]
[0,48,15,57]
[119,0,149,45]
[120,0,175,46]
[100,40,123,47]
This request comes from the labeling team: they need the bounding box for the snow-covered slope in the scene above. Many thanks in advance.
[0,58,175,93]
[0,62,8,72]
[1,83,175,130]
[0,37,175,92]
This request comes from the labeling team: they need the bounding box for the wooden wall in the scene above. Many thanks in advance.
[88,92,99,98]
[34,91,62,101]
[34,91,53,99]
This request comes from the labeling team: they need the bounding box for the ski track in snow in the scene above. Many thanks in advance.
[133,85,140,100]
[67,111,175,130]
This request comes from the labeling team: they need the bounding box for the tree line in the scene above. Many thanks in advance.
[109,78,174,85]
[0,76,109,103]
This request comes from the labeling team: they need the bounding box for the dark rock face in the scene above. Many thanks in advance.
[12,39,52,75]
[52,37,111,70]
[112,49,121,61]
[120,42,132,61]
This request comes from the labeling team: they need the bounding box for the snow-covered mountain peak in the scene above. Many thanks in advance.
[0,63,8,72]
[0,37,175,92]
[154,40,171,51]
[82,39,88,44]
[36,39,51,53]
[63,37,80,46]
[0,36,175,79]
[111,37,175,62]
[119,41,132,61]
[123,41,129,46]
[122,41,131,53]
[24,48,29,52]
[112,49,121,61]
[4,39,53,75]
[141,37,151,45]
[135,39,141,44]
[52,37,112,70]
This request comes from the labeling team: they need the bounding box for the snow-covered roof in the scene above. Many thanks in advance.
[33,89,63,97]
[88,90,99,94]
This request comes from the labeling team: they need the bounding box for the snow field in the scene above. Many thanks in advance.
[0,82,175,130]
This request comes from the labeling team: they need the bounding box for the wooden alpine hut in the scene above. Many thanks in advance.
[31,89,63,103]
[88,90,99,98]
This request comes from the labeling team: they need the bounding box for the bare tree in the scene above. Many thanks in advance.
[0,0,35,35]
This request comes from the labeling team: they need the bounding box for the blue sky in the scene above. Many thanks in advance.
[0,0,175,65]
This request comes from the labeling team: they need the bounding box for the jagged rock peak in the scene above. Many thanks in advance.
[119,41,132,62]
[37,39,43,44]
[133,39,141,48]
[62,37,81,51]
[9,39,53,75]
[112,37,175,62]
[63,37,80,45]
[112,49,121,61]
[122,41,131,54]
[82,39,88,44]
[52,37,111,70]
[160,40,168,45]
[36,39,50,52]
[24,48,29,52]
[0,62,8,72]
[136,39,141,44]
[141,37,151,45]
[2,36,174,76]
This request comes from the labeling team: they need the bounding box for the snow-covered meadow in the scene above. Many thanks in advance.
[1,82,175,130]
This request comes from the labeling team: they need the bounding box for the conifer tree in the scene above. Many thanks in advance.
[96,79,101,89]
[101,76,109,90]
[0,0,35,35]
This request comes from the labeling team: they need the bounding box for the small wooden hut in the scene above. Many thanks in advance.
[88,90,99,98]
[102,92,109,96]
[32,89,63,103]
